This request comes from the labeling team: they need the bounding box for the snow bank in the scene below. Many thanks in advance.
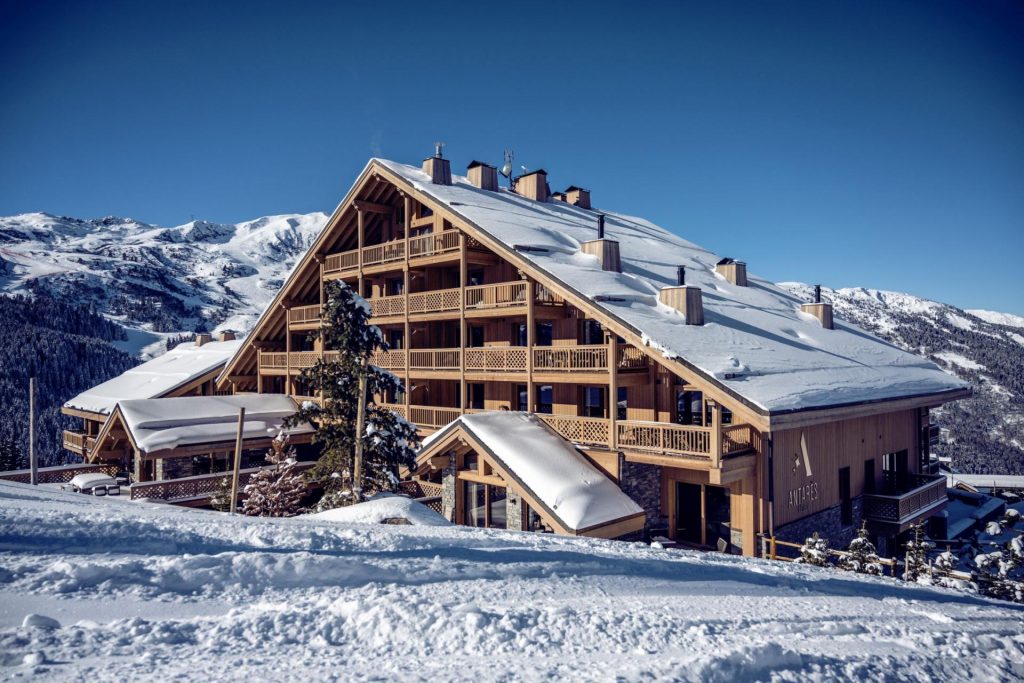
[312,494,450,527]
[2,480,1023,681]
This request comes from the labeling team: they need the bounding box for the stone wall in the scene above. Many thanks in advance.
[619,459,662,529]
[506,490,524,531]
[156,456,194,481]
[441,460,457,522]
[774,497,864,556]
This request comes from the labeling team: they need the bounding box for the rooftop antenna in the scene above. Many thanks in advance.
[499,149,516,191]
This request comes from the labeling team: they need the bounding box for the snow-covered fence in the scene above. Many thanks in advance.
[129,462,317,504]
[0,462,119,485]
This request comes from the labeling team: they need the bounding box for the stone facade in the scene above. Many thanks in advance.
[619,459,662,529]
[774,497,864,556]
[505,490,524,531]
[156,456,194,481]
[441,459,457,522]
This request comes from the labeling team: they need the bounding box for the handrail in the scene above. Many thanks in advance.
[288,304,321,324]
[408,288,461,314]
[465,281,528,309]
[409,230,460,259]
[863,474,947,523]
[324,249,359,274]
[408,349,461,370]
[534,345,608,372]
[465,347,528,372]
[617,420,712,457]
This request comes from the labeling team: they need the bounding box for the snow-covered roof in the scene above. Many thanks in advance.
[312,494,450,526]
[948,473,1024,490]
[377,159,968,413]
[115,394,312,454]
[430,412,644,532]
[65,339,244,415]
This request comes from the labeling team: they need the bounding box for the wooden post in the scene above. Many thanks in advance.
[403,195,412,414]
[29,377,37,485]
[608,332,618,450]
[229,407,245,514]
[709,399,722,469]
[458,231,467,414]
[353,359,368,501]
[526,279,535,411]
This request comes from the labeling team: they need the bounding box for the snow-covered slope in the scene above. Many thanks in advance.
[0,212,328,354]
[780,284,1024,475]
[2,481,1023,681]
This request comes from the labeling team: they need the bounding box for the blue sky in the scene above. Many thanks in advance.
[1,1,1022,314]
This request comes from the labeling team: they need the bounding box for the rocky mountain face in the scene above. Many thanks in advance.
[780,284,1024,475]
[0,212,328,356]
[0,212,1018,474]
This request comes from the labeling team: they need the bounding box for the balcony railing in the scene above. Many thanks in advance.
[370,349,406,371]
[369,294,406,318]
[259,350,339,371]
[863,474,947,525]
[362,240,406,268]
[322,231,466,276]
[128,462,316,503]
[408,288,461,315]
[616,421,711,458]
[409,349,461,371]
[465,347,528,372]
[288,304,321,325]
[533,345,608,372]
[62,430,96,455]
[465,281,527,309]
[409,230,460,259]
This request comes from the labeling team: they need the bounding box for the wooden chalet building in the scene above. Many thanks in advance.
[213,151,969,556]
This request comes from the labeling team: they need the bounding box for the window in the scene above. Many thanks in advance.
[469,383,485,410]
[676,390,703,426]
[463,480,486,527]
[617,387,628,420]
[512,323,527,347]
[839,466,852,526]
[582,386,606,418]
[537,385,553,414]
[882,450,908,492]
[515,384,528,411]
[386,278,404,296]
[468,269,485,286]
[468,326,485,348]
[487,485,507,529]
[463,452,478,472]
[581,319,604,345]
[420,205,433,218]
[536,322,553,347]
[388,329,404,350]
[864,459,875,494]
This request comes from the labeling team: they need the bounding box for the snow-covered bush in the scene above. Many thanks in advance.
[903,522,933,584]
[284,281,419,510]
[210,475,233,512]
[242,436,308,517]
[973,534,1024,603]
[838,524,883,576]
[795,533,831,567]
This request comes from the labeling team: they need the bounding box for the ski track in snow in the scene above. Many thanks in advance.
[1,483,1023,681]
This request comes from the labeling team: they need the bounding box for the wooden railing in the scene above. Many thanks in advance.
[408,288,461,314]
[378,403,409,419]
[538,414,611,447]
[409,230,460,259]
[535,282,566,305]
[370,349,406,371]
[259,351,289,369]
[260,351,338,371]
[324,249,359,274]
[288,304,321,325]
[408,405,462,428]
[362,240,406,268]
[617,346,648,370]
[129,462,316,503]
[534,345,607,372]
[397,479,444,499]
[0,463,119,485]
[617,421,711,458]
[465,347,528,372]
[409,349,461,370]
[369,294,406,318]
[465,281,528,309]
[62,430,96,455]
[722,423,759,455]
[863,474,947,524]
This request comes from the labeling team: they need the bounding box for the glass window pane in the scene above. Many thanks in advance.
[488,485,507,529]
[463,480,486,527]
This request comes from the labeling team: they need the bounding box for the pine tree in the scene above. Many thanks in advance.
[933,546,974,592]
[795,532,831,567]
[242,436,308,517]
[838,523,883,576]
[284,281,419,510]
[210,475,233,512]
[903,522,934,584]
[973,533,1024,603]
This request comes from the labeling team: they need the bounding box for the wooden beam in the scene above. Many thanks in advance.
[353,199,392,215]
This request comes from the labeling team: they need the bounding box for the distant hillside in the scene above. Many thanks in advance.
[0,294,137,469]
[780,284,1024,475]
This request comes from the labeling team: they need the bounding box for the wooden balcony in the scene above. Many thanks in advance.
[287,304,321,328]
[323,230,463,277]
[409,349,462,371]
[63,430,96,456]
[465,281,527,310]
[367,281,566,321]
[259,350,339,372]
[863,474,947,531]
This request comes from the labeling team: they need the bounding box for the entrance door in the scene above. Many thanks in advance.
[675,482,702,544]
[704,485,731,551]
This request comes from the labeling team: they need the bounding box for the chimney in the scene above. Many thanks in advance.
[801,286,833,329]
[515,169,548,202]
[466,160,498,191]
[715,258,747,286]
[550,191,567,202]
[565,186,591,209]
[676,265,686,286]
[218,330,236,342]
[422,143,452,186]
[195,332,213,347]
[659,285,704,326]
[580,214,620,272]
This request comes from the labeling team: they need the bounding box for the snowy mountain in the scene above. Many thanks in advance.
[0,211,1020,474]
[0,212,328,356]
[780,284,1024,475]
[3,480,1023,680]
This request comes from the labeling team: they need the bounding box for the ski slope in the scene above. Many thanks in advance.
[1,481,1023,681]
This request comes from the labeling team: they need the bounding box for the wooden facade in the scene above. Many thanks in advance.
[213,157,967,555]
